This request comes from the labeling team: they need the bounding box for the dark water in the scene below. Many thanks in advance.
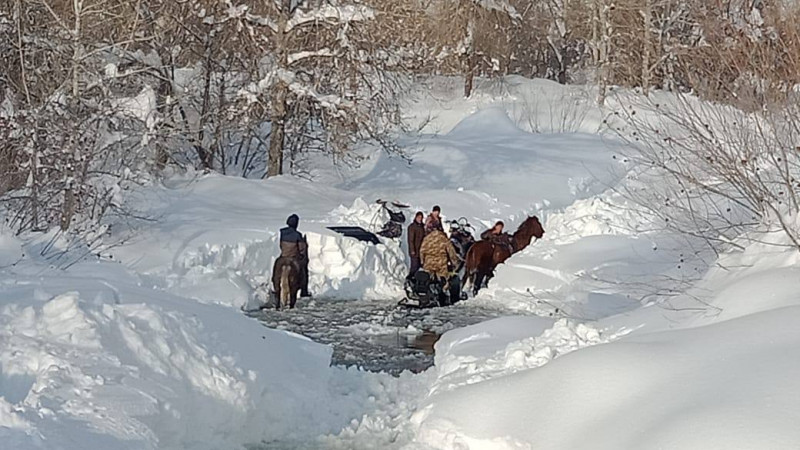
[248,298,511,375]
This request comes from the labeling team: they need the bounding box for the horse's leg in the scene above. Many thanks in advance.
[461,269,472,295]
[280,265,291,310]
[473,270,484,296]
[485,270,495,288]
[291,261,303,308]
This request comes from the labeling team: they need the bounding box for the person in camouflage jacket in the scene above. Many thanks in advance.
[420,229,460,279]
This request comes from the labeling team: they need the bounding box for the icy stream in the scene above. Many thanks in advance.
[250,299,518,375]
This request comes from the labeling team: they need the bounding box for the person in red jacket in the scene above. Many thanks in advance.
[424,205,444,235]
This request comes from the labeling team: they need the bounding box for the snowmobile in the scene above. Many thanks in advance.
[375,199,408,239]
[447,217,476,274]
[399,269,464,309]
[398,217,474,309]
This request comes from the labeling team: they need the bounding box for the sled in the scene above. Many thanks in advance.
[399,270,465,309]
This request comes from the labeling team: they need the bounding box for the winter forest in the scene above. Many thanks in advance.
[3,1,800,449]
[3,0,800,233]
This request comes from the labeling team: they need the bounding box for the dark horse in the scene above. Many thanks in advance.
[271,257,301,309]
[463,216,545,296]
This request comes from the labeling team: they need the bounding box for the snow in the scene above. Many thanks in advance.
[3,74,800,449]
[474,0,521,20]
[414,308,800,449]
[286,5,375,32]
[110,175,407,307]
[288,49,335,65]
[0,243,340,450]
[111,86,157,126]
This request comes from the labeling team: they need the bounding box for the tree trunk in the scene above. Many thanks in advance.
[71,0,83,99]
[641,0,652,95]
[463,18,475,98]
[60,140,76,231]
[267,82,288,177]
[197,35,214,171]
[15,0,32,105]
[154,55,174,171]
[60,186,75,231]
[596,0,610,106]
[267,0,292,177]
[464,54,475,98]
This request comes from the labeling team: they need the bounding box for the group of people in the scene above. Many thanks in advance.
[406,205,457,281]
[406,205,513,282]
[273,206,513,301]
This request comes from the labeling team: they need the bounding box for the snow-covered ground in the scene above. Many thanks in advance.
[2,76,800,449]
[411,228,800,450]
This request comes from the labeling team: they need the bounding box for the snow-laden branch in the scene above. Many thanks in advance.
[243,12,278,33]
[239,68,351,116]
[203,2,278,32]
[474,0,521,20]
[287,4,374,32]
[287,81,353,117]
[288,48,334,65]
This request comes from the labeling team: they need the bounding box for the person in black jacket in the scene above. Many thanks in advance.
[407,211,425,279]
[279,214,310,297]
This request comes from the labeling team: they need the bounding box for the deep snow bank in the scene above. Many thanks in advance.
[411,221,800,449]
[413,306,800,450]
[111,175,408,307]
[0,234,351,450]
[347,107,626,229]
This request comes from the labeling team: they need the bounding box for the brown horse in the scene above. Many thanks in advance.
[463,216,545,296]
[272,257,301,309]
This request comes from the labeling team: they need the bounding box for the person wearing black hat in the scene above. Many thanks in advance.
[279,214,310,297]
[424,205,444,235]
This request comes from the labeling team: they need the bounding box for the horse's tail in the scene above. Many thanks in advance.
[280,265,291,307]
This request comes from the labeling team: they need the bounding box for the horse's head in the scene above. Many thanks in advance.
[514,216,544,244]
[528,216,545,240]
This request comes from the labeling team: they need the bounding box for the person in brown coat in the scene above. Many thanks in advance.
[407,211,425,279]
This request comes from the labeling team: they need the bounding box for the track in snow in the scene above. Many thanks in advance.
[249,299,517,375]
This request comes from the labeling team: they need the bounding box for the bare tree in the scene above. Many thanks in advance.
[1,0,155,233]
[430,0,521,98]
[592,0,613,105]
[215,0,406,177]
